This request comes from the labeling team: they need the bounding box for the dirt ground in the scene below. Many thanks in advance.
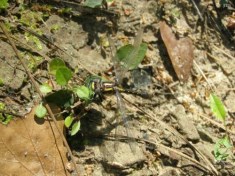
[0,0,235,175]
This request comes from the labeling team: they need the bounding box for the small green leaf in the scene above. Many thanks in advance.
[56,67,72,86]
[0,114,13,125]
[73,86,92,101]
[210,94,227,122]
[0,78,4,86]
[39,83,52,94]
[65,115,74,128]
[0,0,8,9]
[84,0,103,8]
[116,43,147,70]
[49,58,66,75]
[35,103,47,118]
[214,136,232,161]
[116,44,133,62]
[70,121,81,136]
[0,102,5,110]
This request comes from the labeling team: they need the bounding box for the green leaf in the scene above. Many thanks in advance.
[0,102,12,125]
[39,83,52,94]
[84,0,103,8]
[65,115,74,128]
[116,43,147,70]
[56,67,72,86]
[70,121,81,136]
[214,136,232,161]
[35,103,47,118]
[0,78,4,86]
[210,94,227,123]
[116,44,133,62]
[0,102,5,110]
[0,0,8,9]
[49,58,66,75]
[0,114,13,125]
[73,85,92,101]
[0,102,10,125]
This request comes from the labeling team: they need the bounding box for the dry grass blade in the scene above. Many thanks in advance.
[193,60,216,91]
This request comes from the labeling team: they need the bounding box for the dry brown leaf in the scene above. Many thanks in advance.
[227,13,235,30]
[160,21,194,82]
[0,109,68,175]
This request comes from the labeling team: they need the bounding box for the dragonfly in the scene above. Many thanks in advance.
[85,25,146,153]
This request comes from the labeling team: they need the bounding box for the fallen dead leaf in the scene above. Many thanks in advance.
[0,108,68,175]
[160,21,194,82]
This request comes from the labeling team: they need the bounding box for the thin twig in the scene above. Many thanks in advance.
[212,44,235,60]
[198,112,235,135]
[189,0,204,21]
[193,60,216,91]
[0,21,79,175]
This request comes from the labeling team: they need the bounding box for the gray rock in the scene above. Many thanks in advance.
[0,41,25,90]
[173,105,200,142]
[225,91,235,113]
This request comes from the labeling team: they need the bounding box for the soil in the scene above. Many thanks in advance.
[0,0,235,176]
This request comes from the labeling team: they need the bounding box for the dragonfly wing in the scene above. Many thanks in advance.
[113,101,121,152]
[108,26,144,83]
[115,88,137,153]
[122,26,144,69]
[108,36,127,85]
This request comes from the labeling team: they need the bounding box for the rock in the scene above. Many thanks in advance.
[0,41,25,90]
[194,142,215,163]
[197,125,216,143]
[44,14,110,74]
[225,91,235,113]
[173,105,200,142]
[159,166,181,176]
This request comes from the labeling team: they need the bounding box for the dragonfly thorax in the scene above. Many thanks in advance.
[90,78,116,95]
